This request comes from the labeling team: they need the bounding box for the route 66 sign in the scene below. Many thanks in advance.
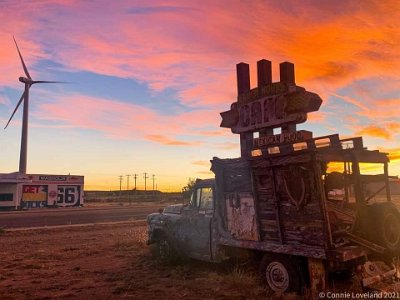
[57,185,81,206]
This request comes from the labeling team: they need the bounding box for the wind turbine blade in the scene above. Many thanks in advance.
[32,80,69,84]
[13,36,32,80]
[4,92,25,129]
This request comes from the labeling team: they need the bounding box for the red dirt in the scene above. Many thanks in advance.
[0,222,270,300]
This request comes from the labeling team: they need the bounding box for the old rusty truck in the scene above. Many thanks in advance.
[147,60,400,294]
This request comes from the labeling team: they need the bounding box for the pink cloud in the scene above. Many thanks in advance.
[332,93,370,111]
[307,112,326,123]
[215,141,239,151]
[0,94,10,106]
[0,0,79,86]
[198,130,227,137]
[1,0,400,144]
[34,94,220,145]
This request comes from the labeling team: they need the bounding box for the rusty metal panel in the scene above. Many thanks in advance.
[225,192,259,241]
[308,258,326,294]
[218,236,327,259]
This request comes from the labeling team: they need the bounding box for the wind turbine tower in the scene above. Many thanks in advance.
[5,37,63,174]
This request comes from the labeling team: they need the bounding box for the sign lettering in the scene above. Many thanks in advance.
[238,82,292,103]
[57,186,80,206]
[22,185,48,202]
[253,130,313,147]
[232,95,307,133]
[39,176,67,181]
[220,85,322,134]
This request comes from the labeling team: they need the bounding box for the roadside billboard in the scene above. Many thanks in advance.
[0,173,84,209]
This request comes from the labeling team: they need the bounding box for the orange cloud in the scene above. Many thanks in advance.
[367,147,400,177]
[196,170,213,176]
[377,147,400,163]
[215,141,239,151]
[355,125,391,140]
[389,151,400,162]
[388,123,400,131]
[191,160,210,167]
[145,134,200,146]
[357,99,400,120]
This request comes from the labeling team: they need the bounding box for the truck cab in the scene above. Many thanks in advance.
[147,179,216,262]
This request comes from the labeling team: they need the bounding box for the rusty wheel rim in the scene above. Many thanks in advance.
[265,261,289,292]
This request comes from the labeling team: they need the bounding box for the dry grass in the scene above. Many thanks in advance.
[0,222,375,300]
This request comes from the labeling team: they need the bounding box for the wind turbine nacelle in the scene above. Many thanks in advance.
[19,77,30,83]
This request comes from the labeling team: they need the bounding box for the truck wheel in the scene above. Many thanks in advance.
[259,254,302,293]
[156,236,178,264]
[373,204,400,254]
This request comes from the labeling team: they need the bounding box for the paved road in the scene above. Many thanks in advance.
[0,205,160,228]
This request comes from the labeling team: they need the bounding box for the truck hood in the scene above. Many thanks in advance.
[146,204,184,225]
[163,204,185,214]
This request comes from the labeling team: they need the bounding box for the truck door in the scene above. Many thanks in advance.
[179,186,214,261]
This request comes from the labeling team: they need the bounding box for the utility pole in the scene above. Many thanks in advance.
[144,172,148,191]
[118,175,123,201]
[126,174,130,190]
[126,174,131,205]
[133,173,137,191]
[152,174,155,195]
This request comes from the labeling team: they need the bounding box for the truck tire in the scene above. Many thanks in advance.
[156,235,178,264]
[259,253,302,293]
[370,203,400,254]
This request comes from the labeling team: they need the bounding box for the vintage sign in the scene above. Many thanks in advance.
[38,175,67,181]
[253,130,313,148]
[22,185,48,201]
[0,173,84,209]
[25,176,83,207]
[237,82,294,103]
[221,90,322,134]
[22,185,48,208]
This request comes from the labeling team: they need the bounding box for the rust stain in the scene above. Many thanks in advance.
[225,192,259,241]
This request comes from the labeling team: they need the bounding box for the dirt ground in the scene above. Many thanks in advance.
[3,212,399,299]
[0,222,276,300]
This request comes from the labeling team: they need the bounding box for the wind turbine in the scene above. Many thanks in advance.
[5,37,64,174]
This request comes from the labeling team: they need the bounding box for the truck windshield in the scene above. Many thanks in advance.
[189,187,214,210]
[199,187,213,210]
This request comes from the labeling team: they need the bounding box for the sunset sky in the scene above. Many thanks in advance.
[0,0,399,191]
